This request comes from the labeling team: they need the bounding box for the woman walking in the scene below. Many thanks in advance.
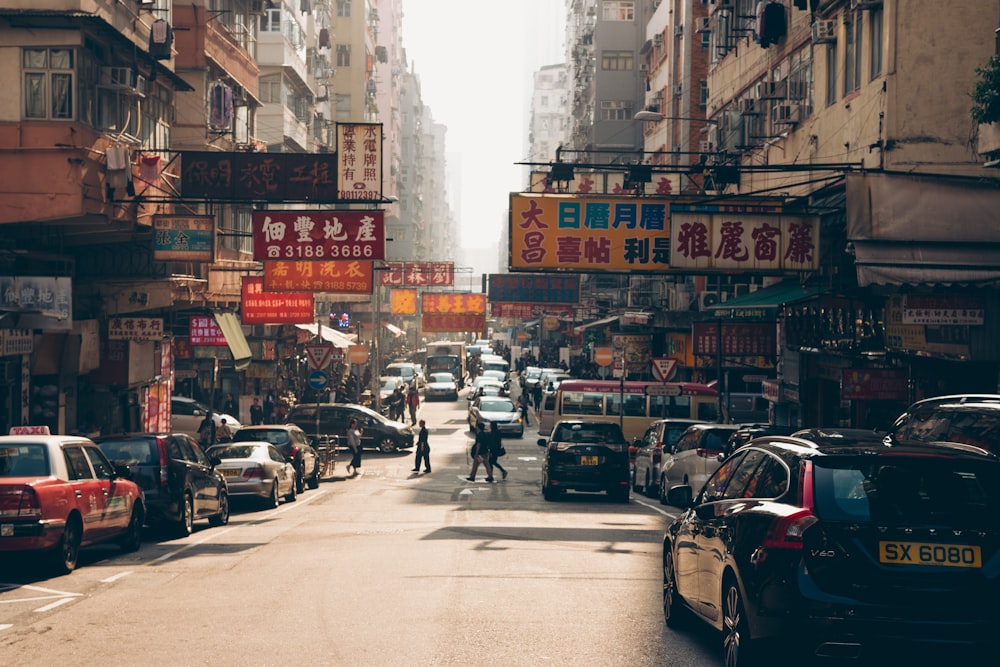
[346,418,363,477]
[488,421,508,480]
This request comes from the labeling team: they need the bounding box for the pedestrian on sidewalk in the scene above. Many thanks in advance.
[346,417,362,476]
[466,422,493,482]
[406,383,420,425]
[412,419,431,473]
[488,421,508,480]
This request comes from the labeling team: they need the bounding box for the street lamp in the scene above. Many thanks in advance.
[633,111,719,124]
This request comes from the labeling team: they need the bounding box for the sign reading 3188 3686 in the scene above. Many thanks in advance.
[252,210,385,261]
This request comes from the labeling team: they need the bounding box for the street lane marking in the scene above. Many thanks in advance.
[631,495,680,518]
[100,571,133,584]
[0,584,82,606]
[0,624,12,632]
[34,597,76,613]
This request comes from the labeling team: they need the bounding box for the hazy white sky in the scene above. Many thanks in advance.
[401,1,565,259]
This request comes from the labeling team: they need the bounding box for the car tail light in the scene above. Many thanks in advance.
[761,461,818,550]
[0,486,42,519]
[157,438,170,489]
[289,445,300,460]
[653,444,663,464]
[696,447,722,458]
[243,465,264,480]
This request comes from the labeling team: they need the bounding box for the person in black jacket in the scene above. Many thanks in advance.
[411,419,431,473]
[466,422,493,482]
[487,421,508,480]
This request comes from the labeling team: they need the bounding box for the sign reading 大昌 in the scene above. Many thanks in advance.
[252,211,385,261]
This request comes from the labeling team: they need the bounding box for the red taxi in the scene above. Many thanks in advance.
[0,427,145,573]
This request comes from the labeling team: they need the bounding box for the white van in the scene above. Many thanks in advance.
[537,391,558,436]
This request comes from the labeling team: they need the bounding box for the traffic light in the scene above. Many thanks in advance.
[331,312,350,328]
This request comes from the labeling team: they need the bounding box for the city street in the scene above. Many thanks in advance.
[0,392,724,667]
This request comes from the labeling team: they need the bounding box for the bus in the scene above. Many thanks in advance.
[550,380,719,442]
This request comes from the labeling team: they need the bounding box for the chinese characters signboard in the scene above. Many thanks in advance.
[900,294,983,326]
[390,288,418,315]
[108,317,165,341]
[491,303,574,319]
[152,215,214,262]
[841,369,909,401]
[180,152,340,202]
[509,194,671,272]
[422,313,486,334]
[189,316,227,346]
[487,274,580,303]
[379,262,455,287]
[241,277,314,324]
[252,211,384,261]
[0,276,72,331]
[669,211,820,272]
[693,322,777,367]
[421,292,487,315]
[263,260,373,293]
[337,123,382,201]
[885,296,971,359]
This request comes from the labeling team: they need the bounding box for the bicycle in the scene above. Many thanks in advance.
[314,435,341,478]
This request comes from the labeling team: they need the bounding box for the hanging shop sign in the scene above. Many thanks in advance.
[390,288,418,315]
[487,273,580,303]
[841,368,909,401]
[180,151,340,202]
[241,277,314,324]
[669,210,820,272]
[379,262,455,287]
[252,210,385,261]
[421,313,486,334]
[152,215,215,262]
[0,276,72,331]
[900,294,984,326]
[491,303,574,319]
[108,317,165,342]
[421,292,487,315]
[189,316,227,346]
[263,260,373,293]
[336,123,383,201]
[0,329,32,356]
[693,322,777,366]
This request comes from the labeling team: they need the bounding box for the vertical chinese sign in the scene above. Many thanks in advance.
[337,123,383,201]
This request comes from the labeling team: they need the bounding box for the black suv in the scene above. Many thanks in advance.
[885,394,1000,456]
[539,420,630,502]
[96,432,229,537]
[230,424,320,493]
[662,434,1000,664]
[285,403,415,453]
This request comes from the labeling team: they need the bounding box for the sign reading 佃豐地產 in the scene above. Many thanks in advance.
[241,277,314,324]
[252,211,385,261]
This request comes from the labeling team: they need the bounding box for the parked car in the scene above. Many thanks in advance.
[424,372,459,401]
[171,396,241,439]
[468,396,523,437]
[790,427,886,447]
[379,377,406,404]
[207,442,297,508]
[96,432,229,537]
[230,424,320,493]
[631,418,706,499]
[0,429,144,573]
[662,434,1000,664]
[285,403,415,453]
[479,369,509,387]
[885,394,1000,455]
[538,369,571,392]
[723,423,798,456]
[660,423,741,497]
[539,420,630,502]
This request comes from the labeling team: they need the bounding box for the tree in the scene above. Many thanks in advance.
[971,55,1000,124]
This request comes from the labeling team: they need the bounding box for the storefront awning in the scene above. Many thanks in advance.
[213,311,252,371]
[573,314,619,335]
[384,323,405,337]
[294,323,354,348]
[707,281,825,320]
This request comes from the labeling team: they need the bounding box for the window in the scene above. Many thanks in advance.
[600,100,632,121]
[64,447,94,480]
[650,396,692,419]
[869,7,883,79]
[84,447,114,480]
[601,50,634,71]
[260,8,282,32]
[260,75,282,103]
[722,449,767,499]
[561,391,605,416]
[607,392,646,417]
[699,79,709,108]
[844,16,862,94]
[700,451,746,503]
[337,0,351,17]
[826,41,838,105]
[602,0,635,21]
[336,44,351,67]
[23,48,74,120]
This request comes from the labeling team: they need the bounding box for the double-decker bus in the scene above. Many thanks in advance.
[549,380,719,442]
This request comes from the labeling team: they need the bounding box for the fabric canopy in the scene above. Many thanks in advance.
[213,311,252,371]
[383,323,404,337]
[706,281,824,321]
[295,323,354,348]
[573,314,619,335]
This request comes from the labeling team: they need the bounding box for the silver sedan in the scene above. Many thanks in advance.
[207,442,297,509]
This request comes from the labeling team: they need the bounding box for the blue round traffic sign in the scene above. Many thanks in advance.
[308,370,329,390]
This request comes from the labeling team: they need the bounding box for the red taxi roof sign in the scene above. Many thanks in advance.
[9,425,52,436]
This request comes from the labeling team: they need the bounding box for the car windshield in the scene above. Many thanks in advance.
[0,443,50,477]
[97,438,158,465]
[430,373,453,383]
[231,429,291,446]
[895,406,1000,453]
[481,400,516,412]
[552,423,627,444]
[813,455,1000,524]
[385,367,413,378]
[208,444,260,459]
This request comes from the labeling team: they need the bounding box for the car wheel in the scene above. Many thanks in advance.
[209,492,229,527]
[722,577,755,667]
[609,487,629,503]
[662,546,687,628]
[285,477,297,502]
[265,480,280,509]
[377,436,397,453]
[542,483,556,501]
[120,504,143,551]
[175,493,194,537]
[307,463,320,489]
[50,515,82,574]
[659,476,669,506]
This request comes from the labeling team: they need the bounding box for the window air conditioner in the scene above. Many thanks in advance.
[654,33,664,47]
[699,292,722,310]
[101,67,135,88]
[673,84,683,96]
[772,102,802,125]
[640,63,649,72]
[698,139,714,155]
[674,25,684,36]
[812,20,837,44]
[740,98,760,115]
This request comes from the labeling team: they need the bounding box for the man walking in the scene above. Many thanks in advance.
[466,422,493,482]
[488,421,508,480]
[411,419,431,473]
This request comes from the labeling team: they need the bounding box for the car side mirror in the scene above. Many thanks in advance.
[717,452,728,463]
[113,464,133,480]
[666,484,694,509]
[537,438,547,447]
[209,456,221,466]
